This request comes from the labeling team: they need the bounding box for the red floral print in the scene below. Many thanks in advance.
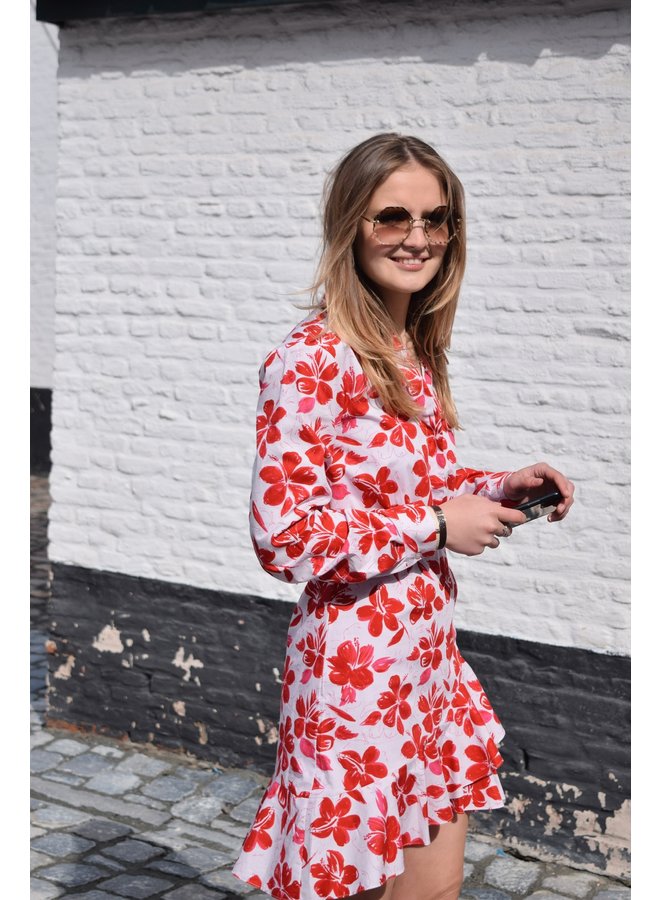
[338,746,388,791]
[295,349,340,410]
[391,765,418,817]
[243,806,276,853]
[353,466,399,509]
[366,792,401,863]
[260,451,316,516]
[357,585,405,638]
[376,675,413,734]
[267,859,301,900]
[311,797,361,846]
[257,399,287,459]
[233,311,511,898]
[327,639,375,704]
[311,850,359,898]
[335,369,370,431]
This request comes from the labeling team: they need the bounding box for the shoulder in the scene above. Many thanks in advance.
[261,309,354,378]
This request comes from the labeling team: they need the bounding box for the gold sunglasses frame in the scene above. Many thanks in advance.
[361,205,461,247]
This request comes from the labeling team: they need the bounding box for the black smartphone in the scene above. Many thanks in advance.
[512,490,563,526]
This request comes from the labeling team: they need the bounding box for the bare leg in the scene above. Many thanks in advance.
[345,877,396,900]
[390,813,469,900]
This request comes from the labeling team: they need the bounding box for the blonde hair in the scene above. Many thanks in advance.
[310,133,466,429]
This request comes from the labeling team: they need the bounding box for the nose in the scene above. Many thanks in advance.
[403,221,429,249]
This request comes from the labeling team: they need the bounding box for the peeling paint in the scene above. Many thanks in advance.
[544,804,563,836]
[92,623,124,654]
[255,682,261,692]
[195,720,208,745]
[233,643,240,651]
[272,667,282,684]
[598,791,607,807]
[572,808,602,852]
[126,638,134,647]
[121,653,134,668]
[266,726,278,744]
[53,655,76,680]
[172,700,186,716]
[605,799,630,841]
[557,782,583,800]
[254,735,263,746]
[172,646,204,682]
[255,717,266,734]
[522,773,547,787]
[570,801,631,879]
[507,795,530,823]
[573,809,602,836]
[142,629,150,642]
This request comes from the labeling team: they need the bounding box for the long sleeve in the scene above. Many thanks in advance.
[430,416,511,504]
[249,339,440,585]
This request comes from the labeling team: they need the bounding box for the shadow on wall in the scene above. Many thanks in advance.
[56,0,629,81]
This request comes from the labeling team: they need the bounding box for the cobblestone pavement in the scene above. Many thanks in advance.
[30,474,630,899]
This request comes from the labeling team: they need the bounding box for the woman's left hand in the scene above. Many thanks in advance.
[503,462,575,522]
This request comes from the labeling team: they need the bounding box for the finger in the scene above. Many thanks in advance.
[487,536,500,550]
[539,465,572,499]
[551,479,575,519]
[550,491,575,521]
[517,474,545,493]
[498,508,528,526]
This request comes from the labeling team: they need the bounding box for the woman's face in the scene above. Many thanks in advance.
[354,163,448,309]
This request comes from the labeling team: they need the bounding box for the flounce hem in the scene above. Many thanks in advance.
[232,722,505,899]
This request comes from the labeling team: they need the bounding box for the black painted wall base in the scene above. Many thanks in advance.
[46,562,630,878]
[31,388,52,474]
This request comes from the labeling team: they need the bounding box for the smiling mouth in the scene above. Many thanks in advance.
[390,257,429,269]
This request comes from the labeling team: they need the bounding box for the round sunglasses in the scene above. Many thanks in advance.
[361,205,460,246]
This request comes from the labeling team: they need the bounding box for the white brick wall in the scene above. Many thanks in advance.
[48,0,630,654]
[31,4,59,388]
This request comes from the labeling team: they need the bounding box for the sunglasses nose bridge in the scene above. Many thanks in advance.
[403,218,431,243]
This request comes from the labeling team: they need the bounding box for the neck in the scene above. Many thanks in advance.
[381,291,411,340]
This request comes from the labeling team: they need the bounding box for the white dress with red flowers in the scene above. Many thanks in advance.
[232,310,510,899]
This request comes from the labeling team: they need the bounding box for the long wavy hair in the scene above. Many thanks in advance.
[310,133,467,429]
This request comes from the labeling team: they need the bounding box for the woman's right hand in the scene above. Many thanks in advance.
[438,495,528,556]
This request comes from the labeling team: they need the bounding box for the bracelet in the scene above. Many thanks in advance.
[431,505,447,550]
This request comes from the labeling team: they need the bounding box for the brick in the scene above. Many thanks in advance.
[30,777,170,826]
[32,833,95,858]
[71,818,134,843]
[29,879,63,900]
[163,886,228,900]
[484,856,542,893]
[96,874,174,898]
[39,862,107,887]
[102,839,166,864]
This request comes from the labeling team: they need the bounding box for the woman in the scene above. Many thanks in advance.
[232,134,574,900]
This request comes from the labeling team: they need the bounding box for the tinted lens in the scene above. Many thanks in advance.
[373,207,411,245]
[425,206,451,244]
